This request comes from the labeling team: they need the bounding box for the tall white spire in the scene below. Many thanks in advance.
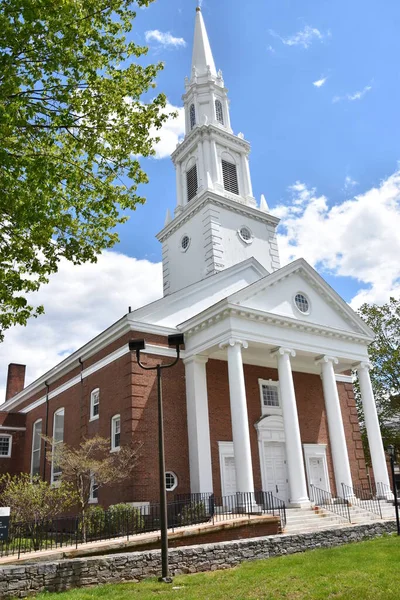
[191,7,217,77]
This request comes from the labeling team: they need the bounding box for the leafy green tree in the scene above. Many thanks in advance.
[0,474,76,549]
[45,435,140,540]
[0,0,169,339]
[356,297,400,461]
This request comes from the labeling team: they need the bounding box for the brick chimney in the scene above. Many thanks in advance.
[5,364,26,402]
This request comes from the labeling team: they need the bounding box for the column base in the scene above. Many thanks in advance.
[287,499,312,509]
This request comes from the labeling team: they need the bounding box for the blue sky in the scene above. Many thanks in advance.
[114,0,400,303]
[2,0,400,393]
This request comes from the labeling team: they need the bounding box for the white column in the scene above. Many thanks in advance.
[221,339,255,495]
[356,362,391,495]
[317,356,353,497]
[210,140,221,185]
[197,140,205,190]
[184,356,213,495]
[241,154,254,199]
[272,348,310,507]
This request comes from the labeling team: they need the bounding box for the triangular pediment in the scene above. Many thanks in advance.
[228,259,374,338]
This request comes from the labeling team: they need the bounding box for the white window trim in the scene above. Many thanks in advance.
[237,226,253,245]
[180,234,191,253]
[293,292,311,316]
[30,419,42,477]
[111,414,121,452]
[165,471,178,492]
[258,379,282,416]
[0,434,12,458]
[90,388,100,422]
[89,474,99,504]
[51,407,64,485]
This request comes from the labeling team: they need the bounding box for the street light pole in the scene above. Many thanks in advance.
[387,445,400,536]
[129,334,184,583]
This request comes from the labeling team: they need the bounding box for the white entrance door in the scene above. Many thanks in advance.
[222,455,237,498]
[263,442,289,503]
[308,457,328,491]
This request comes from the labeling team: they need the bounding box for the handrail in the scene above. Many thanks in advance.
[342,483,382,519]
[310,484,351,523]
[376,481,394,501]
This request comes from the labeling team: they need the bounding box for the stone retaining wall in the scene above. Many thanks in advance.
[0,521,396,598]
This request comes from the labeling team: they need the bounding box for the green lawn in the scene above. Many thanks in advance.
[36,535,399,600]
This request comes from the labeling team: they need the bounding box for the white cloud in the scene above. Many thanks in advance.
[0,252,163,403]
[273,169,400,308]
[151,102,185,159]
[333,85,372,103]
[344,176,358,190]
[269,26,327,49]
[313,77,327,88]
[145,30,186,48]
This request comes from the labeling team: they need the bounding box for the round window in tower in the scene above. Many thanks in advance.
[165,471,178,492]
[238,226,253,244]
[180,235,191,252]
[294,293,310,315]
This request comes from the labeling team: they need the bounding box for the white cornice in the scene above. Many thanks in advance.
[1,318,177,413]
[335,374,353,383]
[171,124,250,163]
[17,343,187,415]
[156,191,279,243]
[0,426,26,431]
[179,301,372,346]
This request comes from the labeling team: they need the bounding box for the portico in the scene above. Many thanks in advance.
[181,260,391,506]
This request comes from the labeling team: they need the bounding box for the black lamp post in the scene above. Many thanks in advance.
[387,445,400,536]
[129,333,184,583]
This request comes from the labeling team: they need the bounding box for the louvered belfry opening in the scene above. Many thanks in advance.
[222,160,239,195]
[190,104,196,130]
[186,164,198,201]
[215,99,224,124]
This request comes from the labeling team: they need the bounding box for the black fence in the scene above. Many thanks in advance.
[376,481,394,501]
[310,484,351,523]
[342,483,382,519]
[0,491,286,559]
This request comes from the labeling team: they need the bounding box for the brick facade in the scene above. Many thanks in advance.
[0,333,368,509]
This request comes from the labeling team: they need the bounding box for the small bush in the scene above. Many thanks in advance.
[79,505,106,541]
[107,503,145,535]
[178,501,209,526]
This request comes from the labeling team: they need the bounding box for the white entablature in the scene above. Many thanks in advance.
[157,8,281,296]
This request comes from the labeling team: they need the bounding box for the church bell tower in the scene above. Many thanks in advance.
[156,7,281,296]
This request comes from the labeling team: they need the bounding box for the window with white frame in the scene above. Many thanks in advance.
[165,471,178,492]
[189,104,196,130]
[111,414,121,451]
[31,419,42,477]
[0,435,12,458]
[89,474,99,503]
[215,99,224,124]
[222,159,239,195]
[90,388,100,421]
[258,380,281,415]
[51,408,64,483]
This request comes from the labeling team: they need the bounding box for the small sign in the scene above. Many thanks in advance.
[0,508,10,542]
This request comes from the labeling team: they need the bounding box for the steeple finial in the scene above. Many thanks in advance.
[191,6,216,77]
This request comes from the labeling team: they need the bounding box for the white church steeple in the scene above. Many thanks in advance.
[156,8,281,296]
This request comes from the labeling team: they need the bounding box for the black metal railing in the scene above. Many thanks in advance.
[376,481,394,501]
[0,491,286,559]
[310,484,351,523]
[342,483,382,519]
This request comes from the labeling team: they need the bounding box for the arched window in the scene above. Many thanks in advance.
[215,99,224,124]
[31,419,42,477]
[51,408,64,484]
[222,159,239,195]
[190,104,196,130]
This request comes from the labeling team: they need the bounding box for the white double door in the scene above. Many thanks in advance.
[262,442,289,503]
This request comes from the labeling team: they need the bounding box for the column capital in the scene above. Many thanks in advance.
[315,355,339,367]
[353,361,373,372]
[219,338,248,350]
[270,347,296,358]
[183,355,209,366]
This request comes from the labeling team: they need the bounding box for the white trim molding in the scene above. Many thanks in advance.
[303,443,331,496]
